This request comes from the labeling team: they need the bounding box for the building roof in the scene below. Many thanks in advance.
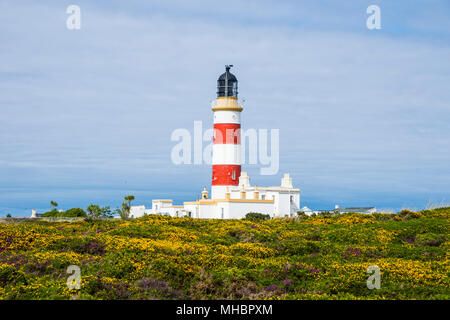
[218,65,237,81]
[230,186,300,192]
[337,207,375,210]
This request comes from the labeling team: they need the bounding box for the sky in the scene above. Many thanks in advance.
[0,0,449,216]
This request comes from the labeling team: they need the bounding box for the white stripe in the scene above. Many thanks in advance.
[212,144,241,165]
[213,111,241,124]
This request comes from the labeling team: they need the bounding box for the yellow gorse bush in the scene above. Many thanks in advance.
[0,207,448,299]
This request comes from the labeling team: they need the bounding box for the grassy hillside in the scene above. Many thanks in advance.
[0,208,448,300]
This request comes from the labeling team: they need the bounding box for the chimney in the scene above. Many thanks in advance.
[225,187,231,200]
[281,173,293,188]
[240,184,246,199]
[253,185,259,199]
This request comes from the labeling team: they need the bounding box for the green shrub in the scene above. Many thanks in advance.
[0,207,448,300]
[63,208,87,217]
[415,233,446,247]
[42,208,86,218]
[0,265,27,286]
[41,209,59,217]
[297,211,308,218]
[373,213,395,221]
[398,209,422,219]
[244,212,270,221]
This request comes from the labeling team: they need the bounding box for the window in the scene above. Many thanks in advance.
[261,195,265,200]
[155,204,158,210]
[290,196,294,203]
[232,170,236,180]
[221,208,224,219]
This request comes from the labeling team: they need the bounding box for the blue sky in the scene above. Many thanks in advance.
[1,0,449,216]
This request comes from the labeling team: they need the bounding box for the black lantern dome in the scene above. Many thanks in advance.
[217,65,238,98]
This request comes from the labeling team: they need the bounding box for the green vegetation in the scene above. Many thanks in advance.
[244,212,271,221]
[0,207,448,300]
[86,205,113,219]
[119,195,135,219]
[41,208,87,218]
[50,201,58,210]
[40,201,116,218]
[42,201,88,218]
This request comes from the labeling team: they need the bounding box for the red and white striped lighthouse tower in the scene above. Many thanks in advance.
[211,65,242,199]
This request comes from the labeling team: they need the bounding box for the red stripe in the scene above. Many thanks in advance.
[212,165,241,186]
[213,123,240,144]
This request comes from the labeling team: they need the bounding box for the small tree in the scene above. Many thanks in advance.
[87,204,101,218]
[6,214,11,218]
[50,201,58,210]
[124,195,135,208]
[120,202,130,219]
[99,206,113,218]
[87,204,113,218]
[118,195,135,219]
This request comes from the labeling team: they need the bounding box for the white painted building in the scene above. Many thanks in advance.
[129,172,300,219]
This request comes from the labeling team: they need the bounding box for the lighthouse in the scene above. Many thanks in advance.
[211,65,242,199]
[129,65,301,219]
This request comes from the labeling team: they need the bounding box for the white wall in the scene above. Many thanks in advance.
[130,205,146,218]
[277,193,291,217]
[226,202,274,219]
